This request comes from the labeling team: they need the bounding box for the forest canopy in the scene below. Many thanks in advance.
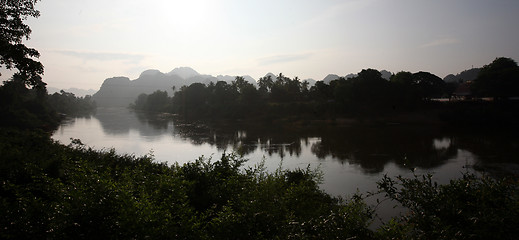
[131,58,519,125]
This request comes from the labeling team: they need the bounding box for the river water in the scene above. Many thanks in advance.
[52,108,519,222]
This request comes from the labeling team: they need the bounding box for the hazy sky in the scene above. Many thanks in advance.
[5,0,519,90]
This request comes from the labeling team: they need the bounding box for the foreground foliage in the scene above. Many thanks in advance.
[1,129,518,239]
[376,172,519,239]
[0,0,44,89]
[0,130,372,239]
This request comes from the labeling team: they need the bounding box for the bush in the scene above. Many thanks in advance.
[376,172,519,239]
[0,130,374,239]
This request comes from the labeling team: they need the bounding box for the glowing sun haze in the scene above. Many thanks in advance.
[6,0,519,90]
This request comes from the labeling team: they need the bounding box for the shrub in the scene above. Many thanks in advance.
[376,172,519,239]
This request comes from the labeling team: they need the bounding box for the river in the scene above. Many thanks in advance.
[52,107,519,222]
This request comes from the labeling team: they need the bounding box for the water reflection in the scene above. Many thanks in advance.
[310,127,458,173]
[89,108,518,175]
[95,108,171,137]
[52,108,518,226]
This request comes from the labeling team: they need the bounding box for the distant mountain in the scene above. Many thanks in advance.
[185,74,219,85]
[216,75,236,82]
[443,74,457,83]
[47,87,97,97]
[167,67,200,79]
[322,74,340,84]
[443,68,481,83]
[217,75,257,86]
[380,70,392,80]
[261,72,276,80]
[243,75,258,86]
[93,67,260,107]
[321,70,390,83]
[140,69,162,77]
[345,73,357,79]
[93,77,134,107]
[302,78,317,87]
[260,73,315,86]
[132,70,181,94]
[92,67,399,108]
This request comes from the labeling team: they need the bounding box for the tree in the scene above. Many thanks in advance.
[310,80,332,102]
[391,71,414,86]
[146,90,169,112]
[412,71,445,100]
[348,69,389,105]
[271,73,290,102]
[232,76,253,94]
[258,75,274,93]
[0,0,44,89]
[472,57,519,99]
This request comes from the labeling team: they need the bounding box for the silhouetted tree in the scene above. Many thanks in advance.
[330,77,350,106]
[310,81,332,102]
[391,71,420,105]
[349,69,390,106]
[164,64,519,122]
[271,73,290,102]
[146,90,169,112]
[133,93,148,109]
[391,71,414,85]
[301,80,310,100]
[211,81,237,106]
[238,82,260,106]
[131,91,171,112]
[0,0,44,90]
[0,1,61,129]
[472,57,519,99]
[258,75,274,94]
[47,90,96,115]
[285,76,303,101]
[412,71,445,100]
[231,76,251,94]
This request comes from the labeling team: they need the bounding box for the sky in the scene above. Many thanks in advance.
[3,0,519,90]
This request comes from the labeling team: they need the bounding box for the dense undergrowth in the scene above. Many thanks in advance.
[1,129,518,239]
[0,129,373,239]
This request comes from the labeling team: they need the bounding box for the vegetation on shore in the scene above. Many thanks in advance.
[1,1,518,239]
[0,0,95,130]
[131,58,519,127]
[1,129,373,239]
[0,79,96,129]
[1,129,518,239]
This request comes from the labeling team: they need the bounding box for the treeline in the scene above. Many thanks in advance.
[1,129,517,239]
[47,90,96,115]
[133,69,448,120]
[0,77,97,129]
[132,57,519,121]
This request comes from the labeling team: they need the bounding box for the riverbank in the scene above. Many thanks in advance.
[2,128,518,239]
[165,100,519,132]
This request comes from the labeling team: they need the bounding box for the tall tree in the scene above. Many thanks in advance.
[0,0,44,89]
[232,76,252,94]
[412,71,445,100]
[472,57,519,99]
[390,71,420,105]
[349,69,389,104]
